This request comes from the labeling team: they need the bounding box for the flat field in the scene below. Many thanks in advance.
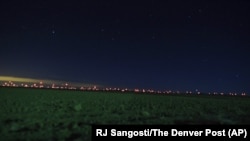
[0,87,249,140]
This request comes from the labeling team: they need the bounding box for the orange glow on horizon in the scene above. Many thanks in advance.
[0,76,99,87]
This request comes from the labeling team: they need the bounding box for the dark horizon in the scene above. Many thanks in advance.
[1,0,250,94]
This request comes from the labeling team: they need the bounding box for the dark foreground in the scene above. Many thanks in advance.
[0,87,250,140]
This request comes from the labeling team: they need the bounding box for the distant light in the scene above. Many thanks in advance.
[134,89,139,92]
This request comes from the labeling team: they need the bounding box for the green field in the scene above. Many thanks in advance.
[0,87,250,140]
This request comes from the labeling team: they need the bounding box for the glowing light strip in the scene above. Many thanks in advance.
[0,76,40,82]
[0,76,99,87]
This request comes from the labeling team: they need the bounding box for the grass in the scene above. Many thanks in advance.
[0,87,250,140]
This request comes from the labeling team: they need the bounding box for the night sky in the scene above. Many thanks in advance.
[0,0,250,93]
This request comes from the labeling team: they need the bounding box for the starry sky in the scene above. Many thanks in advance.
[0,0,249,93]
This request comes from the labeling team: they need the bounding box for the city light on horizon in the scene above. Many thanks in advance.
[0,76,100,88]
[0,76,247,97]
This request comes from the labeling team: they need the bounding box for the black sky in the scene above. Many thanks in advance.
[0,0,250,93]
